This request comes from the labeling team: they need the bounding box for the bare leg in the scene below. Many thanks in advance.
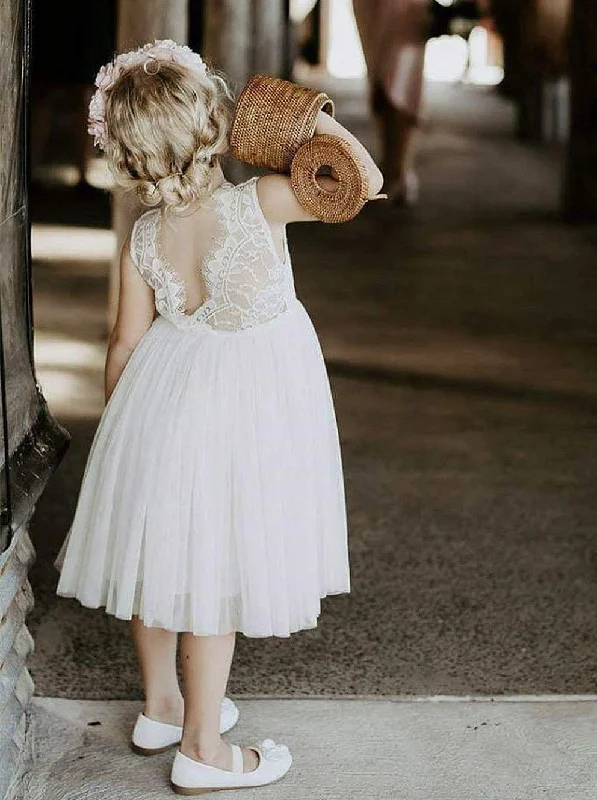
[180,632,258,772]
[380,105,416,187]
[371,82,419,202]
[130,616,184,726]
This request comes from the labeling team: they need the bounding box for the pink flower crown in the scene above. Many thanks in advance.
[88,39,208,150]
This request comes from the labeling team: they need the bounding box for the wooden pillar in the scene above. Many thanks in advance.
[203,0,287,87]
[109,0,189,326]
[202,0,252,185]
[491,0,524,97]
[252,0,285,77]
[492,0,569,141]
[203,0,252,88]
[490,0,520,97]
[562,0,597,220]
[118,0,189,48]
[516,0,545,141]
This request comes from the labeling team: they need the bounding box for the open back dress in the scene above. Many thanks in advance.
[56,177,350,637]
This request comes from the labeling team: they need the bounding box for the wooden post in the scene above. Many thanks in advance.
[117,0,189,49]
[563,0,597,220]
[203,0,287,87]
[492,0,525,98]
[253,0,285,77]
[516,0,544,141]
[493,0,569,141]
[203,0,252,89]
[109,0,189,327]
[202,0,253,184]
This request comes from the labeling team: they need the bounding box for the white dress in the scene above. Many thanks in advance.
[56,177,350,637]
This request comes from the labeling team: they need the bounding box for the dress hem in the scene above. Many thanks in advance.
[56,587,351,639]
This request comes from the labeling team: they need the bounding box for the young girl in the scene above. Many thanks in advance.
[56,40,382,794]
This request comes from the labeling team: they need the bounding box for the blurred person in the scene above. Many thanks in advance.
[353,0,429,205]
[54,40,382,794]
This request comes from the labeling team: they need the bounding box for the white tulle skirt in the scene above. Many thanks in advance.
[56,299,350,637]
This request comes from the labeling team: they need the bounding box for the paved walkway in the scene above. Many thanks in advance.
[27,79,597,698]
[20,697,597,799]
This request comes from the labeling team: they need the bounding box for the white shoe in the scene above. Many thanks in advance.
[171,739,292,794]
[131,697,239,756]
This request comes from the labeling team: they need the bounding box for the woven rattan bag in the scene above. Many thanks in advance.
[230,75,378,224]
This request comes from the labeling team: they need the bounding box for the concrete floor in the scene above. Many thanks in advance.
[26,79,597,699]
[21,697,597,799]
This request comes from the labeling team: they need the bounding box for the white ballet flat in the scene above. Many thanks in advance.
[170,739,292,794]
[131,697,239,755]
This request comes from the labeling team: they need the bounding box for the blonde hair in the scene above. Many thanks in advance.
[104,61,233,212]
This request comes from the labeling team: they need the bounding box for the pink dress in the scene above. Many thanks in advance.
[353,0,428,120]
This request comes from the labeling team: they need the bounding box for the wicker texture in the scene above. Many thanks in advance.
[230,75,335,173]
[291,135,369,224]
[230,75,374,223]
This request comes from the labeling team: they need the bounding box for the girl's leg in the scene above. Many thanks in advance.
[180,632,258,772]
[131,616,184,726]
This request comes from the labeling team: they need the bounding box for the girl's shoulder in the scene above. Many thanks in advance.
[129,208,161,272]
[213,176,264,218]
[131,207,160,235]
[220,176,259,197]
[230,176,259,190]
[224,175,287,212]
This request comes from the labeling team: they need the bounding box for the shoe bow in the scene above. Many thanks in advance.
[259,739,290,761]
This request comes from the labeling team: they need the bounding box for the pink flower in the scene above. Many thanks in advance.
[88,91,105,120]
[87,118,106,148]
[145,40,207,74]
[88,91,107,148]
[95,62,116,90]
[87,40,208,150]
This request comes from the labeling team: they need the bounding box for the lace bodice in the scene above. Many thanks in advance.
[130,177,296,332]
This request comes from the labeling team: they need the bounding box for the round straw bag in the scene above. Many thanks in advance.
[290,134,369,224]
[230,74,377,223]
[230,74,335,173]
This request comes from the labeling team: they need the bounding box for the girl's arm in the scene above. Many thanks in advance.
[105,236,155,402]
[314,110,383,193]
[257,110,383,225]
